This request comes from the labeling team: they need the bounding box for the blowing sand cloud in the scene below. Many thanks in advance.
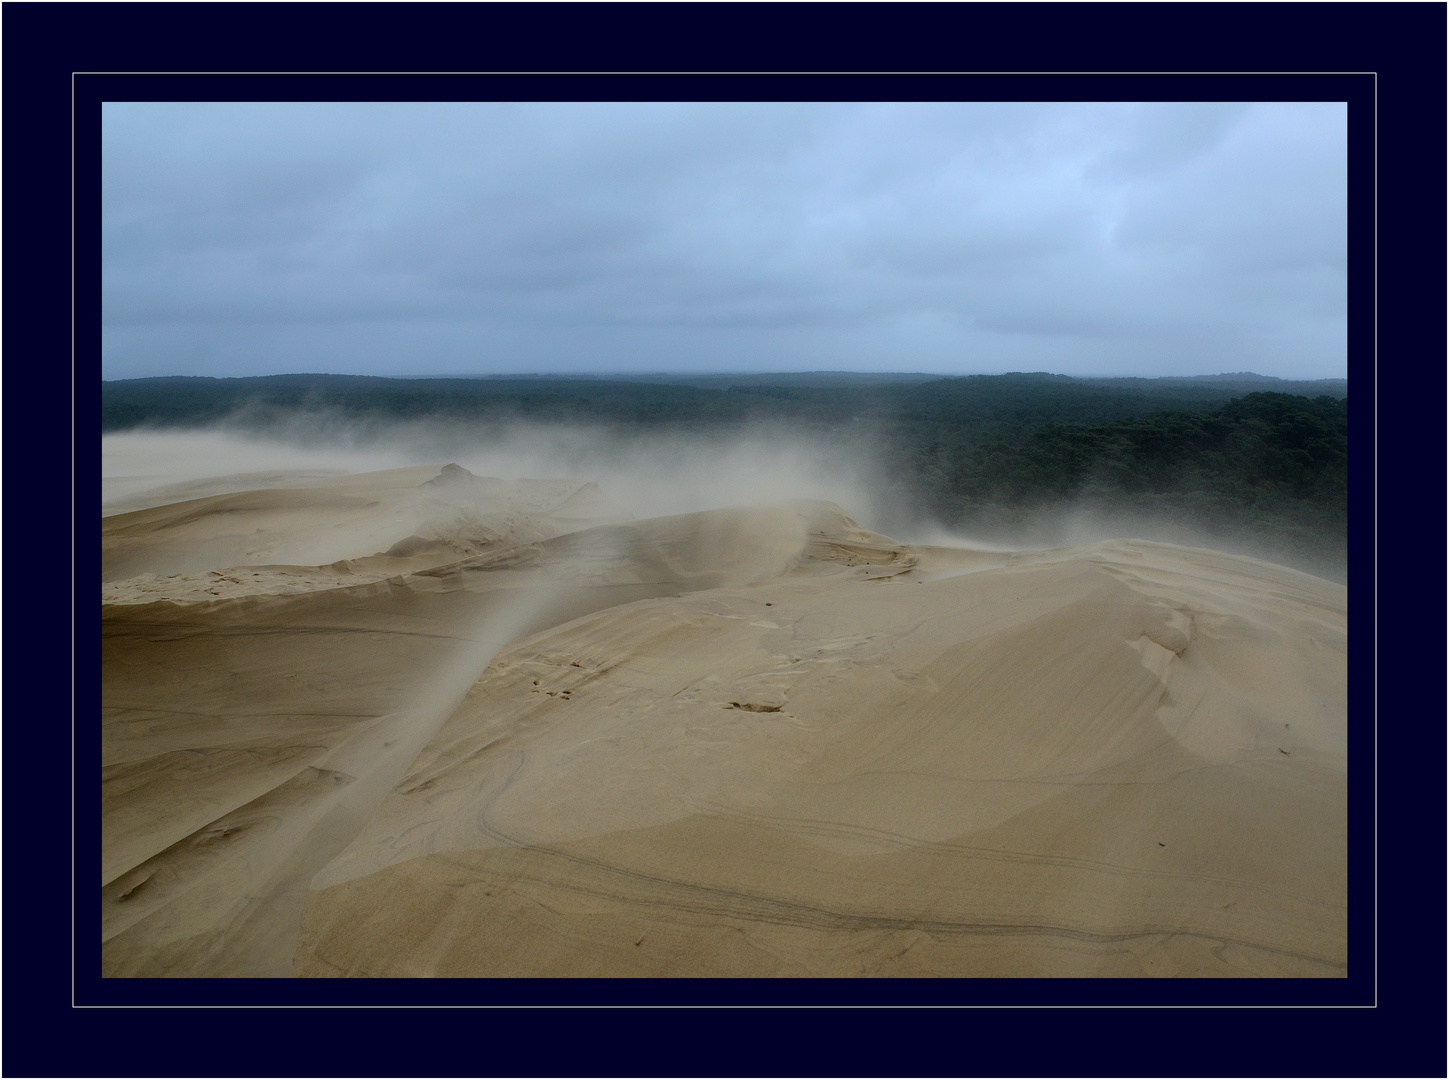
[103,417,891,527]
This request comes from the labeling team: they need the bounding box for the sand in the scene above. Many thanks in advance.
[100,462,1347,978]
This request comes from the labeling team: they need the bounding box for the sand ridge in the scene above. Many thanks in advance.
[100,463,1347,978]
[101,462,627,599]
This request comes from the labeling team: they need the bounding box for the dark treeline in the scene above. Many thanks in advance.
[101,372,1349,579]
[892,390,1347,576]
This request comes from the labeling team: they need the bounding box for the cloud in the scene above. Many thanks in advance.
[102,101,1347,379]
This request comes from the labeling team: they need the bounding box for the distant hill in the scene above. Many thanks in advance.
[618,371,947,389]
[101,370,1347,427]
[1079,373,1347,399]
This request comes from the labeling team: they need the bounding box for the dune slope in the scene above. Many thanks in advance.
[298,525,1345,977]
[101,467,818,976]
[100,465,1347,978]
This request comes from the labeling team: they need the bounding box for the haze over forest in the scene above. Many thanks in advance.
[103,370,1349,582]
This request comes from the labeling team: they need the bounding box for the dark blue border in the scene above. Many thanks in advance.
[4,1,1444,1076]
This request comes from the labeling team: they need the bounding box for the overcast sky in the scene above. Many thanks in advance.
[102,101,1347,381]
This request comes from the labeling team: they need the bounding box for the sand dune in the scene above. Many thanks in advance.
[100,463,1347,978]
[101,463,625,597]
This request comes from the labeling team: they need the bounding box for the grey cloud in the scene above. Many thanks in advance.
[102,101,1347,378]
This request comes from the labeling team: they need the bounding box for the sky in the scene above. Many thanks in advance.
[102,101,1347,381]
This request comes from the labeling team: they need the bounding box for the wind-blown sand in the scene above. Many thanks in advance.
[101,463,1347,978]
